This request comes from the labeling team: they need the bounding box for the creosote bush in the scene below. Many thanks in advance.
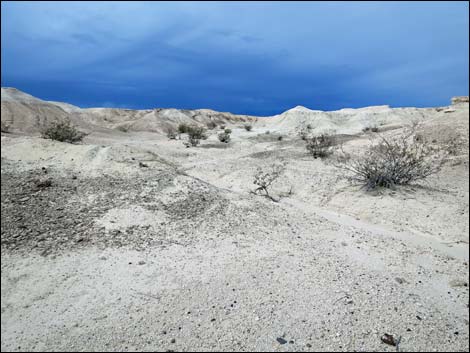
[1,122,10,133]
[183,125,208,147]
[244,124,252,131]
[363,125,379,133]
[206,121,217,130]
[305,133,336,159]
[178,123,189,134]
[41,120,86,143]
[166,127,178,140]
[218,131,231,143]
[336,126,447,190]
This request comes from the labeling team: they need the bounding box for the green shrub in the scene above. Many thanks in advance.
[41,120,86,143]
[178,123,189,134]
[166,127,178,140]
[218,131,231,143]
[206,121,217,130]
[183,125,207,147]
[305,134,335,159]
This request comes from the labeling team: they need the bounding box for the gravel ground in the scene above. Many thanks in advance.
[1,124,469,351]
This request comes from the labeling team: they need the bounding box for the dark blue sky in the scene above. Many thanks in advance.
[1,1,468,115]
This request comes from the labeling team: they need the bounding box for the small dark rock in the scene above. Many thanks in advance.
[381,333,397,346]
[395,277,406,284]
[276,337,287,345]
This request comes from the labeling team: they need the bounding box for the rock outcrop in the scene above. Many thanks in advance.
[451,96,469,105]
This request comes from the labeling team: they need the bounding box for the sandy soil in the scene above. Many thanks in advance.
[1,96,469,352]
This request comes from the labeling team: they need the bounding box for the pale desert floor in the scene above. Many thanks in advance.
[1,116,469,352]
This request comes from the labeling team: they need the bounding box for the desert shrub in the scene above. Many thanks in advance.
[336,127,447,190]
[306,124,313,130]
[41,120,86,143]
[187,125,207,140]
[116,125,129,132]
[183,125,207,147]
[206,121,217,130]
[220,125,226,130]
[277,135,283,141]
[178,123,189,134]
[184,136,200,147]
[224,128,232,134]
[305,133,336,159]
[166,127,178,140]
[218,131,231,143]
[299,130,309,141]
[244,124,252,131]
[265,130,270,134]
[1,122,10,133]
[252,163,285,202]
[363,125,379,133]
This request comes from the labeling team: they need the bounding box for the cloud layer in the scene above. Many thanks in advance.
[1,1,468,115]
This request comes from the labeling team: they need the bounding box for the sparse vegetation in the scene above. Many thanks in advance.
[178,123,189,134]
[363,125,379,133]
[183,125,207,147]
[277,135,283,141]
[116,125,129,133]
[224,128,232,134]
[206,121,217,130]
[166,127,178,140]
[41,120,86,143]
[252,163,285,202]
[1,122,10,133]
[336,125,448,190]
[305,133,336,159]
[244,124,252,131]
[299,129,309,141]
[218,131,231,143]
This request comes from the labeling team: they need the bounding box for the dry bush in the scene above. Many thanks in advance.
[363,125,379,133]
[252,163,285,202]
[299,129,309,141]
[1,122,10,133]
[183,125,207,147]
[41,120,86,143]
[116,125,130,133]
[178,123,189,134]
[166,127,178,140]
[218,128,231,143]
[187,125,207,140]
[305,133,336,159]
[335,125,447,190]
[206,121,217,130]
[244,124,252,131]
